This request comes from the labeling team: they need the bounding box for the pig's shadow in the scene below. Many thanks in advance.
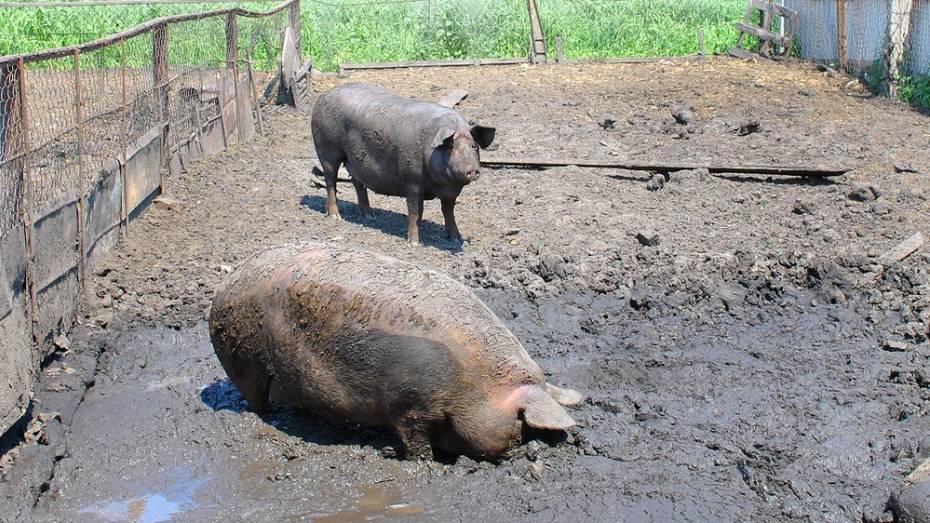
[299,195,463,254]
[200,379,403,456]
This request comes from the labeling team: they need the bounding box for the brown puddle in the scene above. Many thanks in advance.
[311,484,426,522]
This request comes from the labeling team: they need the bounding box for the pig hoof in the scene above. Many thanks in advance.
[326,213,342,221]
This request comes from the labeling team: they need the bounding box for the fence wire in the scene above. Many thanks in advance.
[0,0,295,236]
[785,0,929,87]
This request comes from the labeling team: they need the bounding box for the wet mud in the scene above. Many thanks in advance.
[1,59,929,522]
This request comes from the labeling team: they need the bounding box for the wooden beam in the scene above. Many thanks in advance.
[878,232,925,268]
[340,57,528,72]
[481,158,851,177]
[310,158,851,185]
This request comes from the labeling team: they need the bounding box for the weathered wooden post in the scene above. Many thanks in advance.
[836,0,847,70]
[14,58,39,344]
[288,0,301,55]
[526,0,547,63]
[152,23,169,193]
[73,49,87,293]
[887,0,916,96]
[226,11,241,143]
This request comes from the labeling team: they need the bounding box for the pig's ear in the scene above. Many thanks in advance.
[519,386,576,431]
[545,383,585,406]
[431,128,456,149]
[470,125,496,149]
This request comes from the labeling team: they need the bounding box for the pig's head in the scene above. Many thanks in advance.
[440,383,582,460]
[428,125,496,186]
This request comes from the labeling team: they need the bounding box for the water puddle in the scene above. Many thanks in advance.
[78,468,208,522]
[307,484,425,522]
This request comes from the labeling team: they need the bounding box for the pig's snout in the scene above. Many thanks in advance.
[466,169,480,182]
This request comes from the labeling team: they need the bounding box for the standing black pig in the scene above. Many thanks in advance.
[209,241,583,460]
[310,83,495,244]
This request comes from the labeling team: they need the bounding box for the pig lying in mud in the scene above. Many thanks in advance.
[310,83,496,244]
[209,241,582,460]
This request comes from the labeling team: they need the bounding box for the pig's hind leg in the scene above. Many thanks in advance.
[352,180,374,220]
[318,154,345,220]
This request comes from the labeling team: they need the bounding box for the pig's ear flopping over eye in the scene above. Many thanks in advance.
[431,128,456,149]
[470,125,496,149]
[519,385,576,431]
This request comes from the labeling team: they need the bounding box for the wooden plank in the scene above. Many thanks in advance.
[340,57,528,71]
[878,232,925,268]
[736,22,789,47]
[728,47,757,60]
[311,157,851,180]
[438,90,468,108]
[481,158,851,177]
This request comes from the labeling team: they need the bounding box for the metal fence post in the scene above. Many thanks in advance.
[16,58,39,345]
[73,49,87,294]
[153,23,169,194]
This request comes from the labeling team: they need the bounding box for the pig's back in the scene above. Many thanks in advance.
[215,241,544,388]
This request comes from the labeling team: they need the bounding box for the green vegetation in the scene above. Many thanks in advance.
[0,0,745,71]
[6,0,925,109]
[538,0,744,58]
[898,75,930,110]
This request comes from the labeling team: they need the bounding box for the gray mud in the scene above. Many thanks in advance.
[1,59,929,522]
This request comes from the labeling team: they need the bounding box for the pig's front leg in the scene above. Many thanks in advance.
[441,198,462,241]
[405,190,422,245]
[395,420,434,461]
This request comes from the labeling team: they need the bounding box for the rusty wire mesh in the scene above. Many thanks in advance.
[0,0,295,236]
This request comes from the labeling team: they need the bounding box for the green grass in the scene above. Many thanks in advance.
[0,0,746,72]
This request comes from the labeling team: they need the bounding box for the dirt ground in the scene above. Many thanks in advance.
[1,57,929,522]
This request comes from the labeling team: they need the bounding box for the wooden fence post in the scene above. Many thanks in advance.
[836,0,847,71]
[152,23,169,194]
[888,0,916,96]
[15,59,39,345]
[73,49,86,294]
[526,0,547,63]
[288,0,301,55]
[226,12,241,143]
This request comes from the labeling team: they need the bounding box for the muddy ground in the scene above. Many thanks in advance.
[1,58,929,522]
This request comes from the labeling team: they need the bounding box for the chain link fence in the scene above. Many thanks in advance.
[0,0,299,434]
[785,0,930,97]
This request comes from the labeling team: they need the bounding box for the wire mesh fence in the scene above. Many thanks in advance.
[784,0,930,95]
[0,1,297,425]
